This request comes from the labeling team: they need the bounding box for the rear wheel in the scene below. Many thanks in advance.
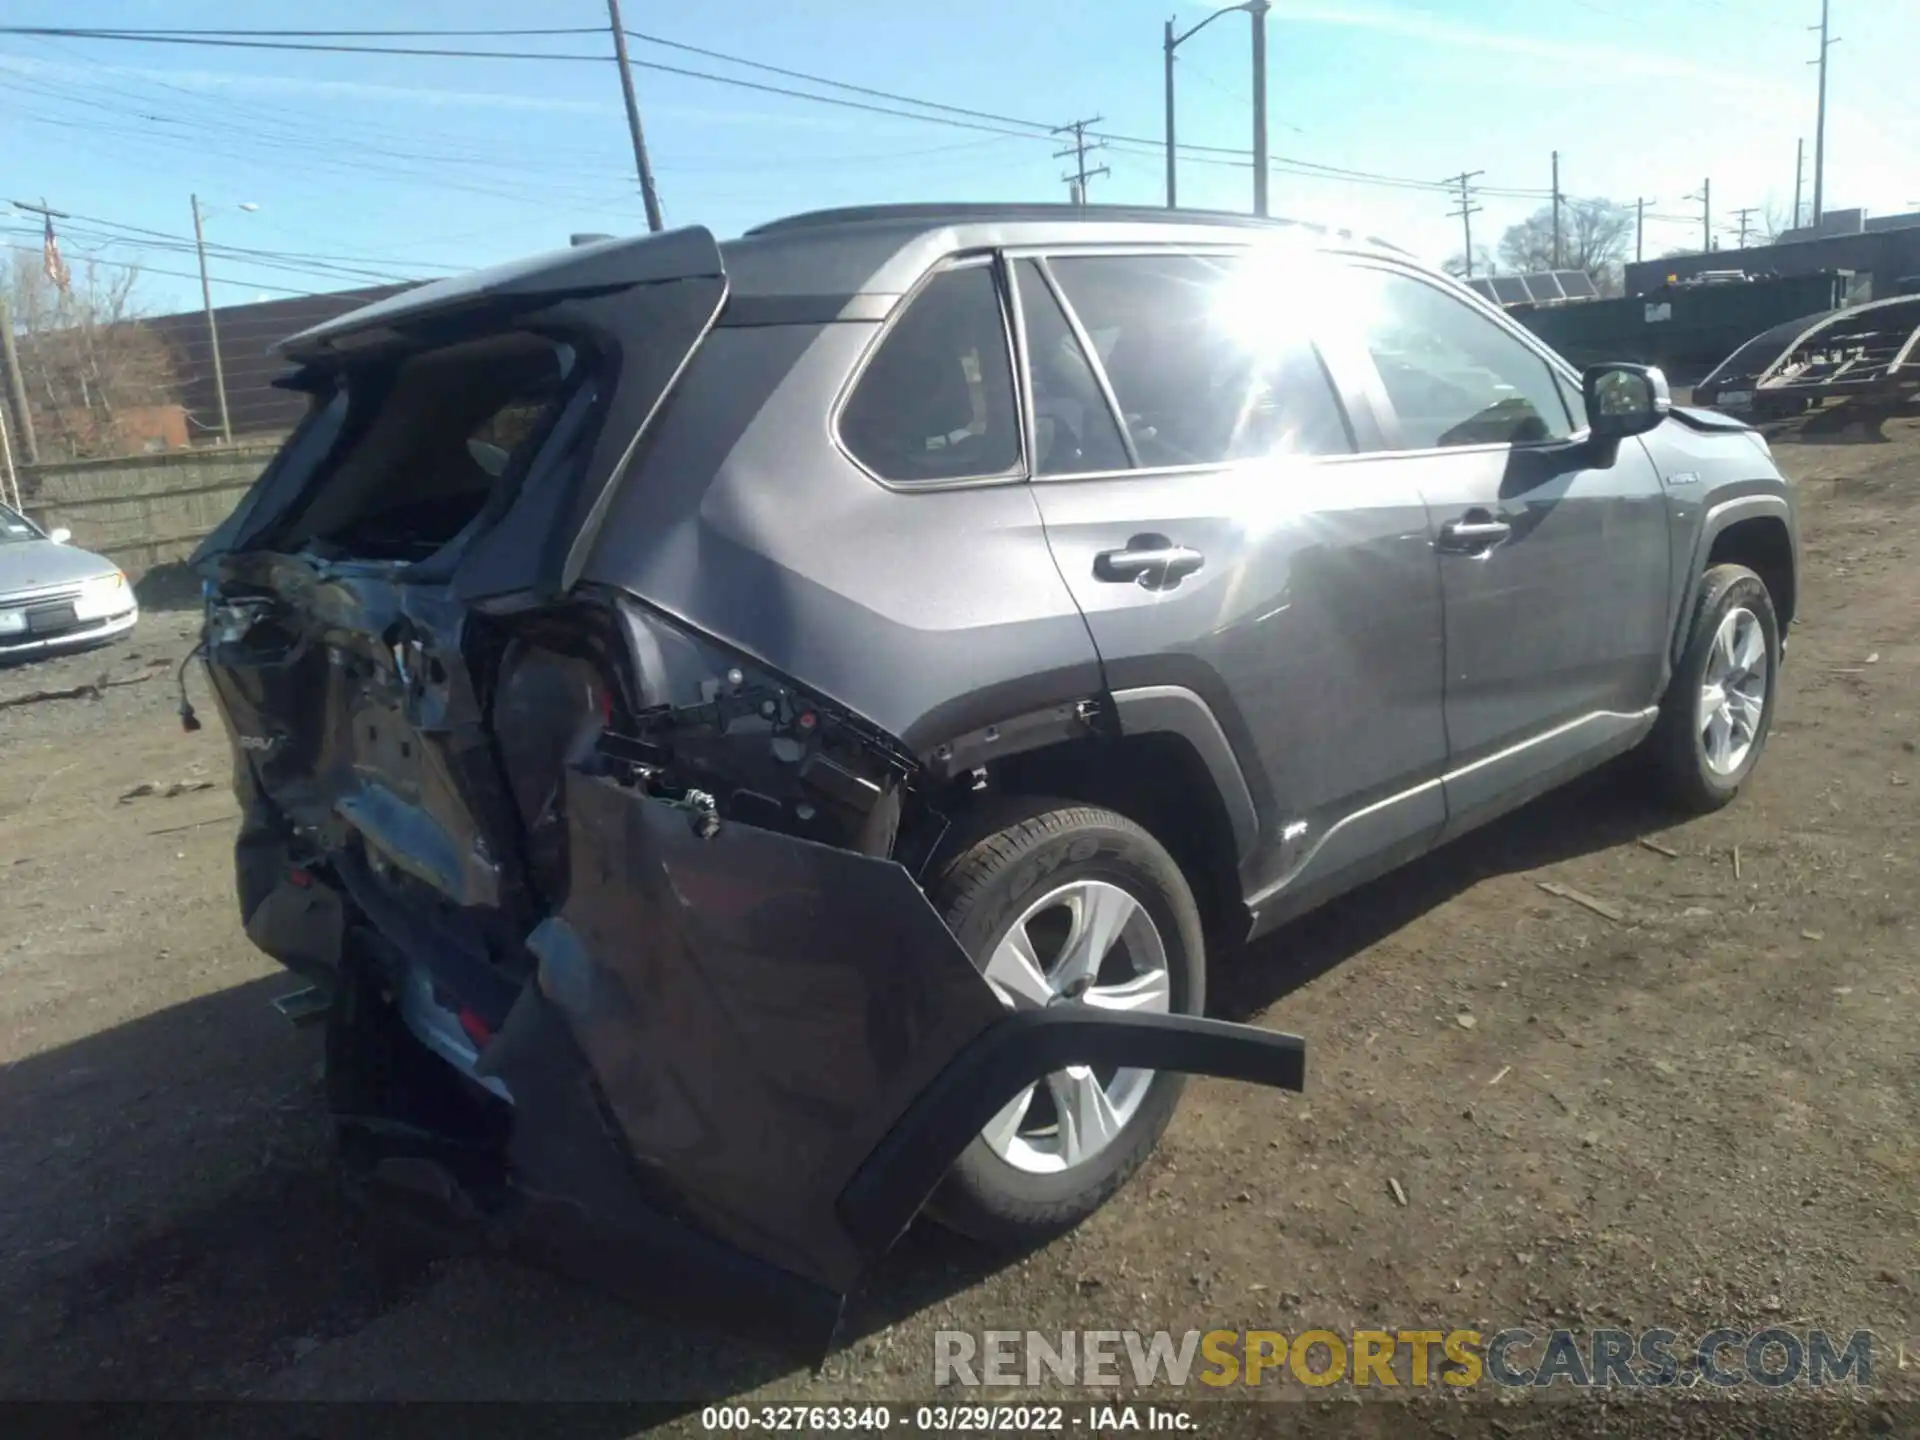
[923,800,1205,1248]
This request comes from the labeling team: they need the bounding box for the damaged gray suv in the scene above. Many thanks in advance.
[190,203,1797,1351]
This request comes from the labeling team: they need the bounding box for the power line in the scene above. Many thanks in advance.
[625,27,1052,134]
[7,27,607,38]
[0,24,1560,201]
[0,29,612,61]
[0,241,321,296]
[4,214,441,285]
[0,88,643,212]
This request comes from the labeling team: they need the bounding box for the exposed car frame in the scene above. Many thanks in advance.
[1694,293,1920,424]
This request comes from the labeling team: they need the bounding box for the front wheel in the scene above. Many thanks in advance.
[923,801,1205,1248]
[1644,563,1781,813]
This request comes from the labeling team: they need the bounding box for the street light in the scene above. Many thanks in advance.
[1163,0,1271,216]
[191,196,258,446]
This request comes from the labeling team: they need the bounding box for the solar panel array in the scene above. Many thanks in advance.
[1465,270,1599,306]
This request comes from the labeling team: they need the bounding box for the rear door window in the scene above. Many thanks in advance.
[1046,252,1353,468]
[839,262,1021,483]
[1012,259,1131,476]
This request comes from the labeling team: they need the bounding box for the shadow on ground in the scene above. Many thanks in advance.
[0,763,1672,1413]
[1213,758,1671,1020]
[133,562,205,614]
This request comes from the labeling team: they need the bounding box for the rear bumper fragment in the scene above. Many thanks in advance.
[279,764,1311,1356]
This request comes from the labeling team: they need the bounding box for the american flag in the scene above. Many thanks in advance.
[42,214,69,292]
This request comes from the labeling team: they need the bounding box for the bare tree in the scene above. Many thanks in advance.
[1497,199,1634,295]
[1442,247,1496,281]
[5,253,180,460]
[1760,199,1799,242]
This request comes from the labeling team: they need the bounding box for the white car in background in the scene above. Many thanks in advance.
[0,503,138,661]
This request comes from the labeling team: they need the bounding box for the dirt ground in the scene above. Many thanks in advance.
[2,420,1915,1435]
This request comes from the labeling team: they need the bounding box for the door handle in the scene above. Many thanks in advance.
[1437,512,1512,552]
[1094,538,1205,590]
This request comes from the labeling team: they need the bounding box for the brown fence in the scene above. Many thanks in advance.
[19,444,277,580]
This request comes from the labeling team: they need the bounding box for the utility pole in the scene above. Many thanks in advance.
[1249,0,1270,217]
[1732,207,1757,248]
[1446,171,1484,277]
[1635,196,1649,264]
[1793,137,1806,230]
[1163,3,1271,216]
[606,0,664,232]
[1687,178,1712,254]
[0,383,18,511]
[1053,118,1109,206]
[1809,0,1838,225]
[1163,18,1179,208]
[190,195,233,446]
[0,291,35,467]
[2,199,56,467]
[1550,150,1564,268]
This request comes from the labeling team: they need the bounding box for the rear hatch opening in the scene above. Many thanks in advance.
[285,333,580,566]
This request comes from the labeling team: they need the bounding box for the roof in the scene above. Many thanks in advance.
[720,203,1410,304]
[275,203,1411,360]
[747,201,1404,250]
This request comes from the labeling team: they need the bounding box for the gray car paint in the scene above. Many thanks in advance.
[577,320,1107,756]
[563,212,1797,931]
[1640,418,1800,657]
[217,208,1801,957]
[192,205,1798,1342]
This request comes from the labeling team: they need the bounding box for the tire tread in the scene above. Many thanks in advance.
[923,798,1203,1248]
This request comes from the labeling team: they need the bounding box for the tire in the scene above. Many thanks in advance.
[1645,563,1781,813]
[923,799,1205,1249]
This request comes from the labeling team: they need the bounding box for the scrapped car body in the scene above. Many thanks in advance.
[0,505,138,660]
[1694,292,1920,421]
[191,204,1797,1353]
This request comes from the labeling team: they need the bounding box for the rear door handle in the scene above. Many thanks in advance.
[1093,538,1206,590]
[1437,512,1512,552]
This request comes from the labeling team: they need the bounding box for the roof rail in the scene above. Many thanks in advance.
[745,201,1409,254]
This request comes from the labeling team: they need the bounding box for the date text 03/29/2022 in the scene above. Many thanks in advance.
[700,1404,1194,1432]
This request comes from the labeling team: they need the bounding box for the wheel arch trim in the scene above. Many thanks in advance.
[1108,684,1261,866]
[1674,492,1796,664]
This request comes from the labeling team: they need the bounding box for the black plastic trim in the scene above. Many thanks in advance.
[1110,685,1261,863]
[836,1008,1305,1254]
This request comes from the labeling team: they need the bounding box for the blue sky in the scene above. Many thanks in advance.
[1,0,1915,315]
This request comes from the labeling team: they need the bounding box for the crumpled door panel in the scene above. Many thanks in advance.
[524,769,1307,1306]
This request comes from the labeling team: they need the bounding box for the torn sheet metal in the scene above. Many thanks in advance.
[523,769,1307,1303]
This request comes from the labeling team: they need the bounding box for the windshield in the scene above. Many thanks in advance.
[0,505,44,544]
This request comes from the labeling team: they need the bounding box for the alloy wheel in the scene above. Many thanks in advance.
[1697,605,1769,777]
[976,879,1172,1175]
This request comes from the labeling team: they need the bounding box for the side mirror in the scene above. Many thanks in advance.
[1583,363,1671,441]
[48,526,73,545]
